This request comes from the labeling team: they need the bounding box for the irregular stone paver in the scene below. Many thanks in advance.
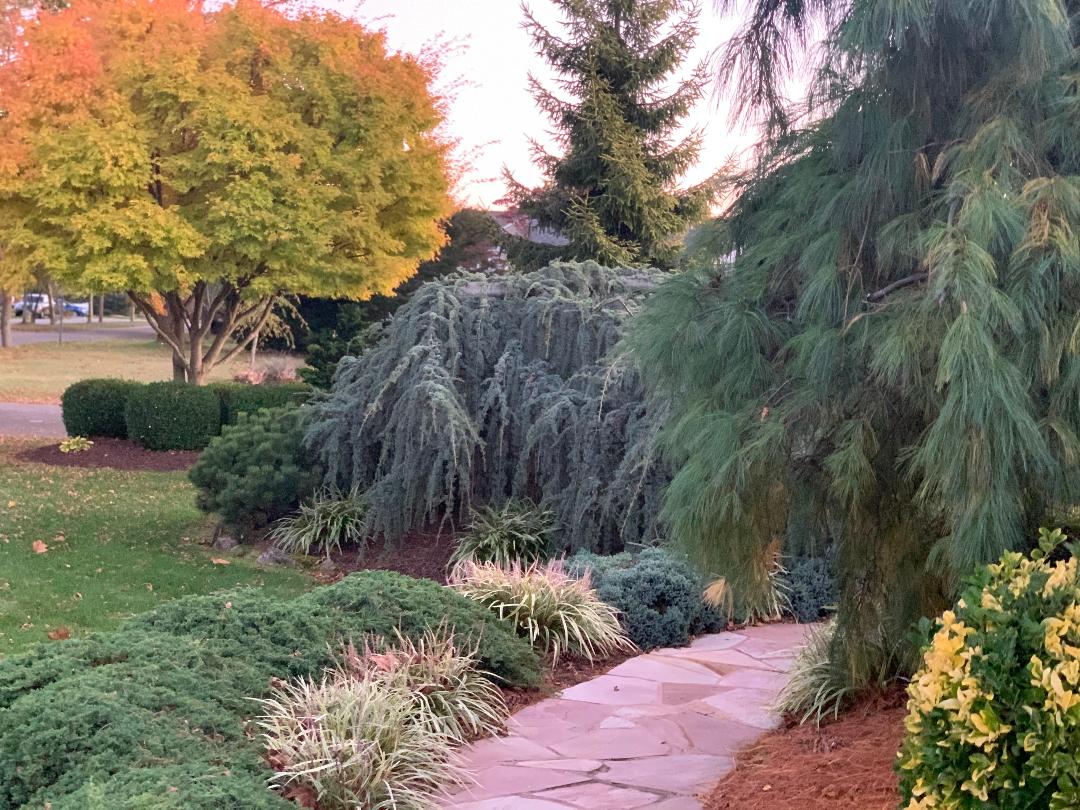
[443,623,811,809]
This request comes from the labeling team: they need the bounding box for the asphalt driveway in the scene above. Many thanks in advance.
[8,320,156,346]
[0,403,65,437]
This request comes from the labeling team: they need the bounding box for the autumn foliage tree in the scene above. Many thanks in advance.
[0,0,452,380]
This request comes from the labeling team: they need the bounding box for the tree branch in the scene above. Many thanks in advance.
[127,291,186,360]
[865,272,928,303]
[213,295,276,367]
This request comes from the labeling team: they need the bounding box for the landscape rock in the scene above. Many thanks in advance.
[257,546,294,567]
[212,528,239,551]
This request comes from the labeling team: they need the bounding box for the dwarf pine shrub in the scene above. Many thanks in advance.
[898,530,1080,808]
[189,406,320,530]
[304,261,667,554]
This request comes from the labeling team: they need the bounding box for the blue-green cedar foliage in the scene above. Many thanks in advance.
[305,262,667,553]
[632,0,1080,691]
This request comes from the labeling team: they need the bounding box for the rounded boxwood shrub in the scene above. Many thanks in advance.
[0,571,540,809]
[189,406,318,530]
[568,547,724,650]
[124,382,221,451]
[61,379,143,438]
[898,529,1080,808]
[208,381,311,426]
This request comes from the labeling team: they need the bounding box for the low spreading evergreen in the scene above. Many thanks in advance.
[305,262,666,553]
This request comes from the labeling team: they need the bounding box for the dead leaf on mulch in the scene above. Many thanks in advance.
[31,540,48,554]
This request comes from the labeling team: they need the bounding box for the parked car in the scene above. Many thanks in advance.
[61,300,90,317]
[12,294,51,318]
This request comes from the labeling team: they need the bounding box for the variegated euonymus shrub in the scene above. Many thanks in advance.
[898,529,1080,808]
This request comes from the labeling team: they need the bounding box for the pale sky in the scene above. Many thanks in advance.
[327,0,758,208]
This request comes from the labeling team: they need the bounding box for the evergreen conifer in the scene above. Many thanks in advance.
[632,0,1080,703]
[506,0,712,269]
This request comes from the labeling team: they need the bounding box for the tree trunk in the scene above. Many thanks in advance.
[86,295,92,324]
[97,293,104,323]
[46,280,57,325]
[0,289,11,348]
[128,285,276,385]
[128,299,135,322]
[249,325,260,369]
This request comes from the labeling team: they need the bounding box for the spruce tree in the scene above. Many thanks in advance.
[507,0,711,269]
[632,0,1080,707]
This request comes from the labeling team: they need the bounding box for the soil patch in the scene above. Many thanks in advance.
[706,689,906,810]
[18,438,199,472]
[307,529,457,584]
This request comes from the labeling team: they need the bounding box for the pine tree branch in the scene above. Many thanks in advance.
[865,273,928,303]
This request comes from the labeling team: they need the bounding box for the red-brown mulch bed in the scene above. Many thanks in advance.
[706,689,906,810]
[298,529,457,584]
[17,438,199,471]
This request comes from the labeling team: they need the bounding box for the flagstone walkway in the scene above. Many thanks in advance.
[444,622,812,809]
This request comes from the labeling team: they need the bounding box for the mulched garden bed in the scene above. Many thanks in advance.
[319,529,458,584]
[18,438,199,471]
[706,689,906,810]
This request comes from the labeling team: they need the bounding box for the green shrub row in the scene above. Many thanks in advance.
[60,379,311,451]
[209,381,311,426]
[0,571,540,809]
[60,379,144,439]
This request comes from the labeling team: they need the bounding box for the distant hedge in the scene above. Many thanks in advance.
[59,379,311,451]
[60,379,143,438]
[124,382,221,451]
[208,381,311,425]
[0,571,540,809]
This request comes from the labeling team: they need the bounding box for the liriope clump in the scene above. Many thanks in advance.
[304,261,665,553]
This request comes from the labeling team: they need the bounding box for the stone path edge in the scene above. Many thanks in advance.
[443,622,812,810]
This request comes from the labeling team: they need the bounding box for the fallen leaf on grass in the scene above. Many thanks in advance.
[211,558,231,565]
[47,627,71,641]
[31,540,48,554]
[6,500,14,509]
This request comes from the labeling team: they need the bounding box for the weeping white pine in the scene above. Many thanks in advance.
[304,262,667,552]
[631,0,1080,697]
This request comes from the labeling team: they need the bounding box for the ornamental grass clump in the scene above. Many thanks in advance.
[341,627,507,741]
[256,674,460,810]
[269,486,366,559]
[449,560,635,663]
[450,501,554,569]
[898,529,1080,808]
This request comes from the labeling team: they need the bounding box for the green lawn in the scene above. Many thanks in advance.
[0,339,304,402]
[0,440,310,655]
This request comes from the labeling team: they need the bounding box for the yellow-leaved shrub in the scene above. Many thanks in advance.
[898,529,1080,808]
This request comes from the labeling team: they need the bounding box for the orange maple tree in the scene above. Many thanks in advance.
[0,0,453,380]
